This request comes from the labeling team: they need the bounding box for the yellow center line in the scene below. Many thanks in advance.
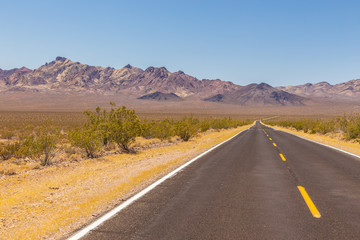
[297,186,321,218]
[279,153,286,161]
[269,138,272,141]
[273,143,277,147]
[266,134,269,137]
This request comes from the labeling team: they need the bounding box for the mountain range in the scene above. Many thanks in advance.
[0,57,359,106]
[277,81,360,99]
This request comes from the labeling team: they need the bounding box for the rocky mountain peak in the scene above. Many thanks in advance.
[19,67,31,72]
[144,66,169,78]
[316,81,332,86]
[256,83,272,90]
[55,56,68,62]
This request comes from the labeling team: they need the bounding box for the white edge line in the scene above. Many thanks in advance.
[67,123,254,240]
[260,121,360,160]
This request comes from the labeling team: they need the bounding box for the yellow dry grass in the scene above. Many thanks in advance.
[267,125,360,157]
[0,124,251,240]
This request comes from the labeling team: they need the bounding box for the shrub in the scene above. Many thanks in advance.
[83,106,111,145]
[69,128,103,158]
[264,114,360,142]
[0,142,20,160]
[175,116,199,141]
[200,119,211,132]
[108,105,142,152]
[140,121,154,139]
[22,128,59,166]
[150,119,175,141]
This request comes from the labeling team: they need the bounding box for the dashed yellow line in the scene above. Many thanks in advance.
[273,143,277,147]
[269,138,272,141]
[279,153,286,161]
[297,186,321,218]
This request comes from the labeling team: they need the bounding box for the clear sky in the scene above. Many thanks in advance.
[1,0,359,86]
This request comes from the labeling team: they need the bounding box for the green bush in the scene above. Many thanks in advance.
[144,119,175,141]
[21,128,59,166]
[0,142,21,160]
[69,128,103,158]
[83,106,111,145]
[264,114,360,142]
[175,116,199,141]
[200,119,211,132]
[82,104,143,153]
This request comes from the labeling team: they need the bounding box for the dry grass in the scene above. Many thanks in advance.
[266,124,360,157]
[0,124,252,240]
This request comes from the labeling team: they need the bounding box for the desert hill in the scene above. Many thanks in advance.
[277,80,360,99]
[204,83,305,106]
[138,92,183,101]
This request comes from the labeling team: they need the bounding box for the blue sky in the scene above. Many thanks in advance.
[1,0,359,86]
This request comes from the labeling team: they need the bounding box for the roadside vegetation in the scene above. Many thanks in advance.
[0,104,251,175]
[264,114,360,142]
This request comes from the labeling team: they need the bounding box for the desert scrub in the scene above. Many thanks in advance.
[0,104,252,166]
[0,142,21,160]
[108,105,143,152]
[142,117,252,141]
[21,127,59,166]
[0,127,59,165]
[69,128,103,158]
[71,103,143,155]
[175,116,199,141]
[0,129,15,140]
[142,119,175,141]
[264,114,360,142]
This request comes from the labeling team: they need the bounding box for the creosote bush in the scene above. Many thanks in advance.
[142,116,251,141]
[0,142,21,161]
[175,116,199,141]
[0,103,252,166]
[108,105,143,152]
[21,127,59,166]
[264,114,360,141]
[69,128,103,158]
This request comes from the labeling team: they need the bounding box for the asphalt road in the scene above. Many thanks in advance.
[78,121,360,240]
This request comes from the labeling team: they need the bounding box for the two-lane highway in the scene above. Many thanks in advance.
[71,121,360,239]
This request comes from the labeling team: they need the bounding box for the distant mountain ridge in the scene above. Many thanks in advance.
[0,57,359,106]
[138,92,183,101]
[204,83,305,106]
[277,80,360,99]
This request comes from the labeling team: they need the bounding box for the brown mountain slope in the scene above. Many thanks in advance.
[278,79,360,98]
[204,83,305,106]
[0,67,32,87]
[138,92,183,101]
[0,66,31,80]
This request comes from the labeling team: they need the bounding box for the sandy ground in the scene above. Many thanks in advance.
[0,125,251,240]
[0,92,359,118]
